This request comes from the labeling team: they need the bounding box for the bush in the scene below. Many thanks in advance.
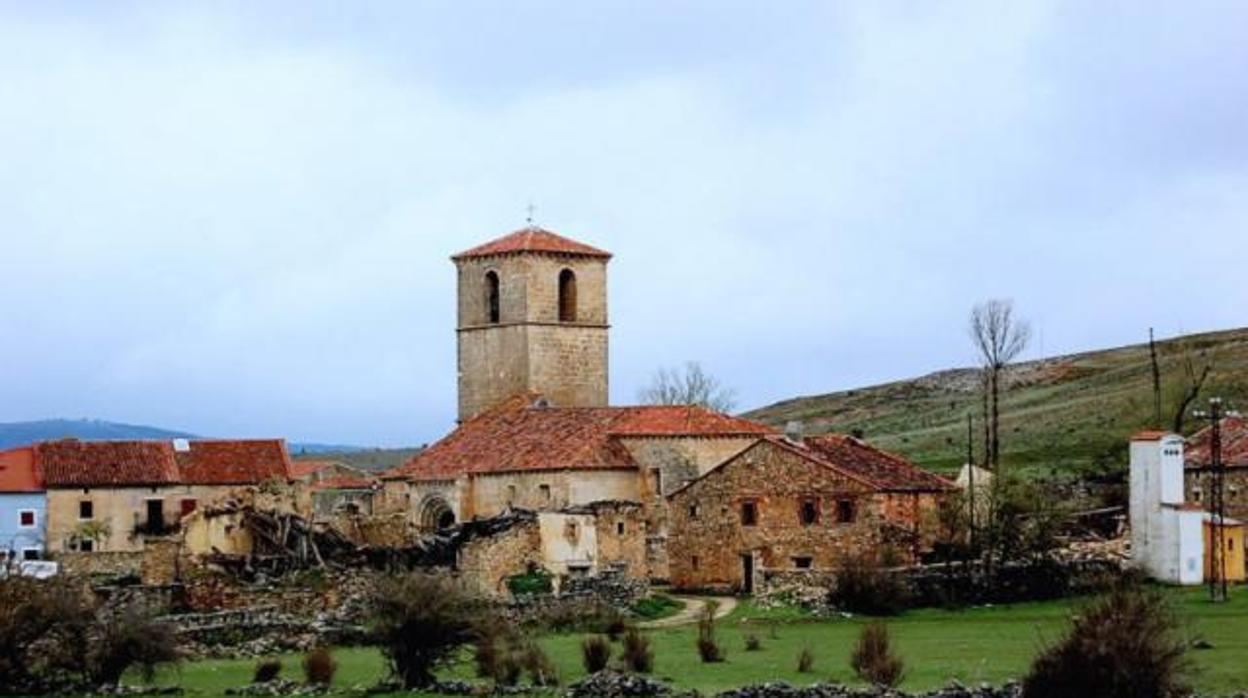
[744,634,762,652]
[0,578,92,690]
[1023,584,1190,698]
[506,570,553,596]
[371,573,482,689]
[302,647,337,686]
[696,603,724,663]
[86,603,181,687]
[830,551,910,616]
[629,595,684,620]
[252,659,282,684]
[850,622,904,687]
[517,642,559,686]
[605,616,629,641]
[621,628,654,673]
[796,646,814,673]
[582,635,613,673]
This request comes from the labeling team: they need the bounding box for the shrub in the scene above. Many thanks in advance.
[0,578,92,690]
[582,635,613,673]
[629,595,684,620]
[621,628,654,673]
[86,603,181,686]
[1023,584,1190,698]
[796,646,814,673]
[605,616,629,641]
[252,659,282,684]
[517,642,558,686]
[302,647,337,686]
[506,570,553,596]
[850,622,904,687]
[371,573,482,688]
[473,623,506,680]
[830,551,910,616]
[696,603,724,663]
[744,634,762,652]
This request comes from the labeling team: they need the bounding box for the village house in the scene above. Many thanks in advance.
[384,226,954,587]
[665,434,954,592]
[1184,415,1248,521]
[0,447,45,563]
[290,459,380,519]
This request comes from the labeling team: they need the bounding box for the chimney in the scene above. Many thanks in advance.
[172,438,191,452]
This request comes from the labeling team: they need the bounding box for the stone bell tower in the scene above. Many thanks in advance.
[452,227,610,422]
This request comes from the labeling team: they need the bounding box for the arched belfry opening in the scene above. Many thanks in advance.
[558,268,577,322]
[485,271,500,324]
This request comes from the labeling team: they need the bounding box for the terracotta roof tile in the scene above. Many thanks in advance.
[1186,416,1248,469]
[1131,430,1175,442]
[452,228,611,260]
[0,447,41,492]
[38,440,181,487]
[797,435,956,492]
[291,459,336,480]
[312,475,378,491]
[387,395,773,482]
[176,440,293,485]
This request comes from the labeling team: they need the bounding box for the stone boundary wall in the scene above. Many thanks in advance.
[55,551,145,577]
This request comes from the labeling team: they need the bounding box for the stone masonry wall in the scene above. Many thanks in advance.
[666,440,896,591]
[456,516,544,598]
[1186,467,1248,521]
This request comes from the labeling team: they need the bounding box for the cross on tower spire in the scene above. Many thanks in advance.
[525,201,536,228]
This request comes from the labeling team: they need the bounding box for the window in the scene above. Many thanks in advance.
[741,501,758,526]
[485,271,501,324]
[792,556,813,569]
[691,555,700,570]
[617,521,625,535]
[688,504,699,520]
[799,498,819,526]
[19,510,35,528]
[558,268,577,322]
[21,549,39,561]
[78,539,94,553]
[1193,490,1203,502]
[180,499,198,516]
[836,499,855,523]
[650,468,663,495]
[539,484,551,502]
[79,500,94,520]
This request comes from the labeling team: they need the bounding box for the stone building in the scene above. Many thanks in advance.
[1184,415,1248,521]
[665,435,954,592]
[0,446,46,562]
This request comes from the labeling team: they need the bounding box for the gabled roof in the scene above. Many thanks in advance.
[312,475,378,491]
[452,227,612,261]
[176,440,292,485]
[800,435,956,492]
[385,395,772,482]
[0,447,42,493]
[1187,416,1248,469]
[39,440,181,487]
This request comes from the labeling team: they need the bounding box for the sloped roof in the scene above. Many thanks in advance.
[452,227,612,261]
[312,475,378,491]
[39,440,181,487]
[176,440,292,485]
[1187,416,1248,468]
[797,435,955,492]
[386,395,772,482]
[291,460,334,480]
[0,447,42,493]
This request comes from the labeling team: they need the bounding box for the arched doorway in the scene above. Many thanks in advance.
[419,496,456,532]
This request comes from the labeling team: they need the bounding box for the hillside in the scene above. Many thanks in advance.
[291,447,424,473]
[744,327,1248,477]
[0,419,197,450]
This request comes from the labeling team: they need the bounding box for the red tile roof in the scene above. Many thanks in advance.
[291,459,336,480]
[39,440,181,487]
[1186,416,1248,469]
[1131,430,1175,442]
[452,228,612,261]
[387,395,772,482]
[796,435,955,492]
[0,447,42,492]
[312,475,378,491]
[176,440,293,485]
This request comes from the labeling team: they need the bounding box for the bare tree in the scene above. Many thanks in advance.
[969,299,1031,470]
[638,361,737,413]
[1169,346,1213,434]
[1149,328,1163,430]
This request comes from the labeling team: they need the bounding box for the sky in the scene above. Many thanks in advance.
[1,2,1245,446]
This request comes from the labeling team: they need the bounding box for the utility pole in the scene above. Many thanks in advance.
[1149,328,1162,429]
[1197,397,1228,602]
[966,413,976,553]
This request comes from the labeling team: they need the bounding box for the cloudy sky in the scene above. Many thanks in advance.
[1,2,1245,446]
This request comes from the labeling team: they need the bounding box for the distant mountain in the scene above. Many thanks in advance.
[0,418,371,457]
[744,327,1248,476]
[0,419,198,450]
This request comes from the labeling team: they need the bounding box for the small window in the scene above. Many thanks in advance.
[1193,490,1203,502]
[692,555,700,570]
[21,548,39,561]
[78,539,94,553]
[485,271,501,324]
[617,521,626,535]
[1230,538,1236,552]
[79,501,94,520]
[792,556,813,569]
[799,499,819,526]
[650,468,663,495]
[741,501,758,526]
[688,504,699,520]
[836,500,855,523]
[558,268,577,322]
[539,484,552,502]
[19,510,35,528]
[180,499,198,516]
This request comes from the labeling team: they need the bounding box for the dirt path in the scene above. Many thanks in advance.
[639,595,738,629]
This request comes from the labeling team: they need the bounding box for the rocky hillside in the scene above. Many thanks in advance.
[744,327,1248,477]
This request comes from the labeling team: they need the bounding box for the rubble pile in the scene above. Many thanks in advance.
[565,671,674,698]
[716,681,1024,698]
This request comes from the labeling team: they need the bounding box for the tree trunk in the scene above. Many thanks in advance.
[990,368,1001,470]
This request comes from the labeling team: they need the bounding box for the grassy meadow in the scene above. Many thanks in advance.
[148,586,1248,696]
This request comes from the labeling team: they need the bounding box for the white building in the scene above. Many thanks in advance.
[1129,431,1204,585]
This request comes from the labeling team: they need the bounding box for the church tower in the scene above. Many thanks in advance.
[452,227,610,422]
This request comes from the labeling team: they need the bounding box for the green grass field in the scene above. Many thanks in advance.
[150,586,1248,696]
